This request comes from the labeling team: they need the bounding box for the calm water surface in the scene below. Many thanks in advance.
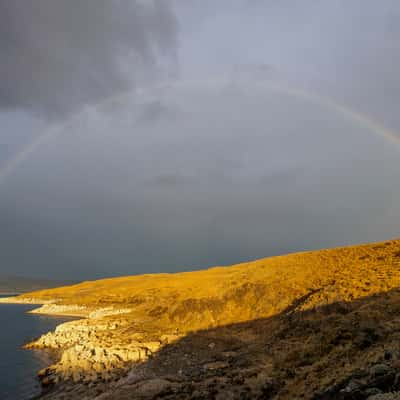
[0,296,75,400]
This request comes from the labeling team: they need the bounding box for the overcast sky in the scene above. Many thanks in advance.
[1,0,400,280]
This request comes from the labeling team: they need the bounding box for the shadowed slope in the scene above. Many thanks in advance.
[100,288,400,400]
[40,287,400,399]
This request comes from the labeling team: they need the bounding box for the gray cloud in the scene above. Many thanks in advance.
[177,0,400,136]
[137,100,178,125]
[0,0,178,118]
[146,174,193,188]
[1,81,399,279]
[1,1,400,280]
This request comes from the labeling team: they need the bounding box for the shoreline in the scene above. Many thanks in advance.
[0,296,88,400]
[28,304,91,318]
[0,297,91,318]
[3,238,400,399]
[0,296,52,305]
[0,296,94,395]
[3,296,153,398]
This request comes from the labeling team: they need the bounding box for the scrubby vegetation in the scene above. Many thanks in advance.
[23,239,400,334]
[14,238,400,399]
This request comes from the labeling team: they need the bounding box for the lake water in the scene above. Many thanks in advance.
[0,297,74,399]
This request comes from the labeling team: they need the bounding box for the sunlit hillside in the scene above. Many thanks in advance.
[12,238,400,399]
[21,238,400,333]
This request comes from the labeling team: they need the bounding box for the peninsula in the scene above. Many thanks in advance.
[3,238,400,399]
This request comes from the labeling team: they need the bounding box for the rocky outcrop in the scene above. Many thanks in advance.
[0,296,54,304]
[25,307,173,387]
[312,353,400,399]
[88,307,131,319]
[28,304,132,318]
[29,304,88,316]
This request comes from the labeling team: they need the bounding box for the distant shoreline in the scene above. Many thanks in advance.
[0,298,79,400]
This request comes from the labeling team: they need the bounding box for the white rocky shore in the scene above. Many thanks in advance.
[27,303,134,318]
[30,303,89,317]
[0,296,55,305]
[7,299,182,392]
[29,317,164,385]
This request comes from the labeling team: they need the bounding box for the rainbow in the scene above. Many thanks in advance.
[0,80,399,184]
[263,82,400,148]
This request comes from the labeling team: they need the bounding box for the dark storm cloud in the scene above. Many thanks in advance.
[0,0,178,118]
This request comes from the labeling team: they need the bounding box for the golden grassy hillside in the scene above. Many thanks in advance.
[21,238,400,333]
[17,238,400,399]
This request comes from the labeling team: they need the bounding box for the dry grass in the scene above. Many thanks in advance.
[20,238,400,333]
[21,238,400,399]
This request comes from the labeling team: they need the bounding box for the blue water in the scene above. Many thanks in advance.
[0,297,74,400]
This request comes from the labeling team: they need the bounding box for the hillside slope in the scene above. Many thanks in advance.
[19,239,400,331]
[0,276,76,294]
[6,238,400,399]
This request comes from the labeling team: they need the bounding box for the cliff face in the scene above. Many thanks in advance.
[9,238,400,399]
